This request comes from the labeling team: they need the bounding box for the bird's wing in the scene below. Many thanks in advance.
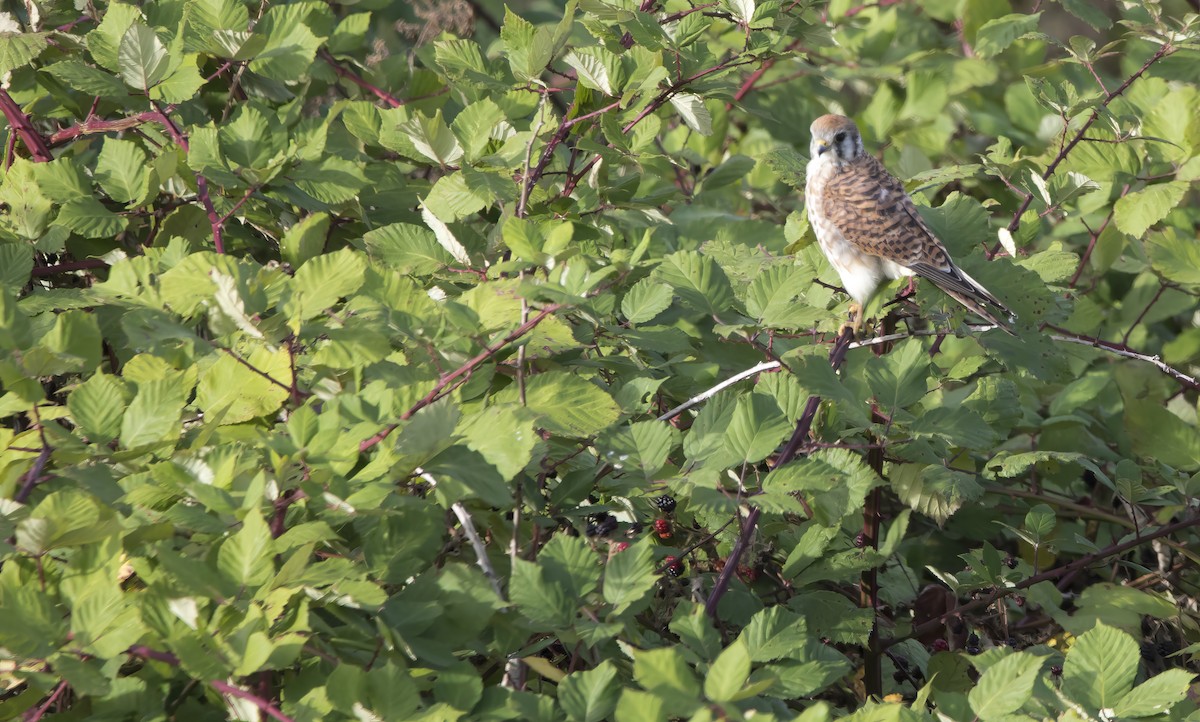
[818,155,1014,322]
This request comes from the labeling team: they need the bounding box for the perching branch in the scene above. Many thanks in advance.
[657,361,782,421]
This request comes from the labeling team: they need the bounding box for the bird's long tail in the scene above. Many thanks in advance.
[910,261,1017,335]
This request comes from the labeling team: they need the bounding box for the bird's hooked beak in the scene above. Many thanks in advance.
[814,138,830,156]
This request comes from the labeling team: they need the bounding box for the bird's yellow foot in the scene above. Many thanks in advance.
[837,303,864,339]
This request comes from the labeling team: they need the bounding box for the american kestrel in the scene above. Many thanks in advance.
[804,114,1015,335]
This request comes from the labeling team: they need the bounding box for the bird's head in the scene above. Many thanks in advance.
[810,114,864,165]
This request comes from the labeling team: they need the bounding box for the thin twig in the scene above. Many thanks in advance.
[359,304,564,451]
[1048,326,1199,391]
[1000,43,1174,244]
[657,361,781,421]
[888,513,1200,647]
[209,680,295,722]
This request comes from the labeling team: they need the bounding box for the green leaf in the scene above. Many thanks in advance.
[967,651,1043,719]
[292,156,369,204]
[42,60,128,97]
[704,640,751,702]
[458,405,538,480]
[217,511,275,588]
[865,339,929,410]
[596,421,679,479]
[739,607,810,662]
[55,197,129,238]
[519,372,620,438]
[1113,181,1188,238]
[723,393,791,464]
[656,250,735,316]
[559,661,620,722]
[95,138,150,206]
[399,110,463,166]
[451,98,508,161]
[621,279,674,324]
[1146,227,1200,286]
[1062,623,1138,711]
[281,212,329,268]
[1112,669,1195,718]
[603,539,657,613]
[1124,398,1200,470]
[68,373,128,444]
[510,558,575,627]
[195,348,292,424]
[249,4,322,82]
[501,7,555,82]
[0,242,34,289]
[118,23,170,90]
[974,13,1041,58]
[120,378,184,449]
[891,464,982,525]
[0,30,49,75]
[1060,0,1111,30]
[632,647,703,717]
[88,3,142,71]
[364,222,453,274]
[286,247,367,321]
[669,93,712,136]
[563,47,622,95]
[151,55,206,102]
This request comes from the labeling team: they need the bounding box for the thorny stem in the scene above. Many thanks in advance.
[703,328,855,621]
[320,50,405,108]
[0,88,53,162]
[126,647,294,722]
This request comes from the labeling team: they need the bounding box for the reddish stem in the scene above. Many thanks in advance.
[0,89,53,162]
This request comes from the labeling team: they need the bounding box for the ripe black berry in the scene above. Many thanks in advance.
[587,513,617,537]
[664,556,685,577]
[654,495,677,513]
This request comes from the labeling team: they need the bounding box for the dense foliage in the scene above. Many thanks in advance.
[1,0,1199,719]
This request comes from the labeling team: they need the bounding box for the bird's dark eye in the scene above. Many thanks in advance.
[834,131,846,143]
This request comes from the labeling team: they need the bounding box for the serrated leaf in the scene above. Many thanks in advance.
[68,373,127,444]
[1062,623,1138,711]
[95,138,150,206]
[281,213,329,269]
[891,464,982,525]
[1146,228,1200,286]
[151,56,206,103]
[195,348,292,424]
[975,13,1042,58]
[520,372,619,437]
[501,7,555,82]
[399,110,463,166]
[217,511,274,588]
[421,203,471,265]
[286,247,367,321]
[55,197,129,239]
[723,393,791,464]
[656,250,735,315]
[1112,669,1195,717]
[0,30,49,75]
[596,421,679,478]
[1114,182,1188,238]
[563,47,620,95]
[42,60,128,97]
[559,661,620,722]
[705,640,751,702]
[120,378,184,449]
[968,651,1043,719]
[621,278,674,324]
[118,23,170,90]
[364,222,453,274]
[669,93,712,135]
[603,540,656,612]
[451,98,507,161]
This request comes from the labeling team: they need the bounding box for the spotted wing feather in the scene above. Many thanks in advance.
[818,155,1015,330]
